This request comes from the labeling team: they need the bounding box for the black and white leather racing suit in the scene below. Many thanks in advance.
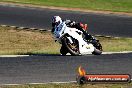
[65,20,95,41]
[52,20,94,41]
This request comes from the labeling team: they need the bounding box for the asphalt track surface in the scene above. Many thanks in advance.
[0,53,132,84]
[0,4,132,84]
[0,4,132,37]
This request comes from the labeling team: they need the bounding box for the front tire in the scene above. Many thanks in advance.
[60,45,68,55]
[62,35,80,56]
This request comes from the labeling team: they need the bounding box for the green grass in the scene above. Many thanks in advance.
[0,26,60,55]
[98,37,132,52]
[0,26,132,55]
[1,0,132,12]
[0,83,132,88]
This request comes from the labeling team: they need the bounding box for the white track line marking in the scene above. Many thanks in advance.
[0,80,131,85]
[0,81,76,86]
[0,55,29,57]
[102,51,132,54]
[0,51,132,57]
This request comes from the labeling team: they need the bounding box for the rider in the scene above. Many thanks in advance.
[51,16,94,41]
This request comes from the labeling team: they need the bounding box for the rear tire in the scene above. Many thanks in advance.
[92,48,102,55]
[92,40,102,55]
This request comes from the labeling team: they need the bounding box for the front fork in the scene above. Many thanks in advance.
[67,37,73,44]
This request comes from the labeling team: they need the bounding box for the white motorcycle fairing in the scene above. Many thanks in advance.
[54,22,95,55]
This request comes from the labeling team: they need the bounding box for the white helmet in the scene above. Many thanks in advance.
[52,16,62,27]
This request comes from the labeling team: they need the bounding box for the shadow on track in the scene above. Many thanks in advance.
[17,52,93,56]
[30,54,61,56]
[16,52,62,56]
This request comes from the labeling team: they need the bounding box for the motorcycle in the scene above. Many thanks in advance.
[53,21,102,55]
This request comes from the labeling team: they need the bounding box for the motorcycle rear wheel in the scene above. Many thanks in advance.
[92,41,102,55]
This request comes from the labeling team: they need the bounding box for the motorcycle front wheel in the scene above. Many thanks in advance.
[62,35,80,56]
[60,45,68,55]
